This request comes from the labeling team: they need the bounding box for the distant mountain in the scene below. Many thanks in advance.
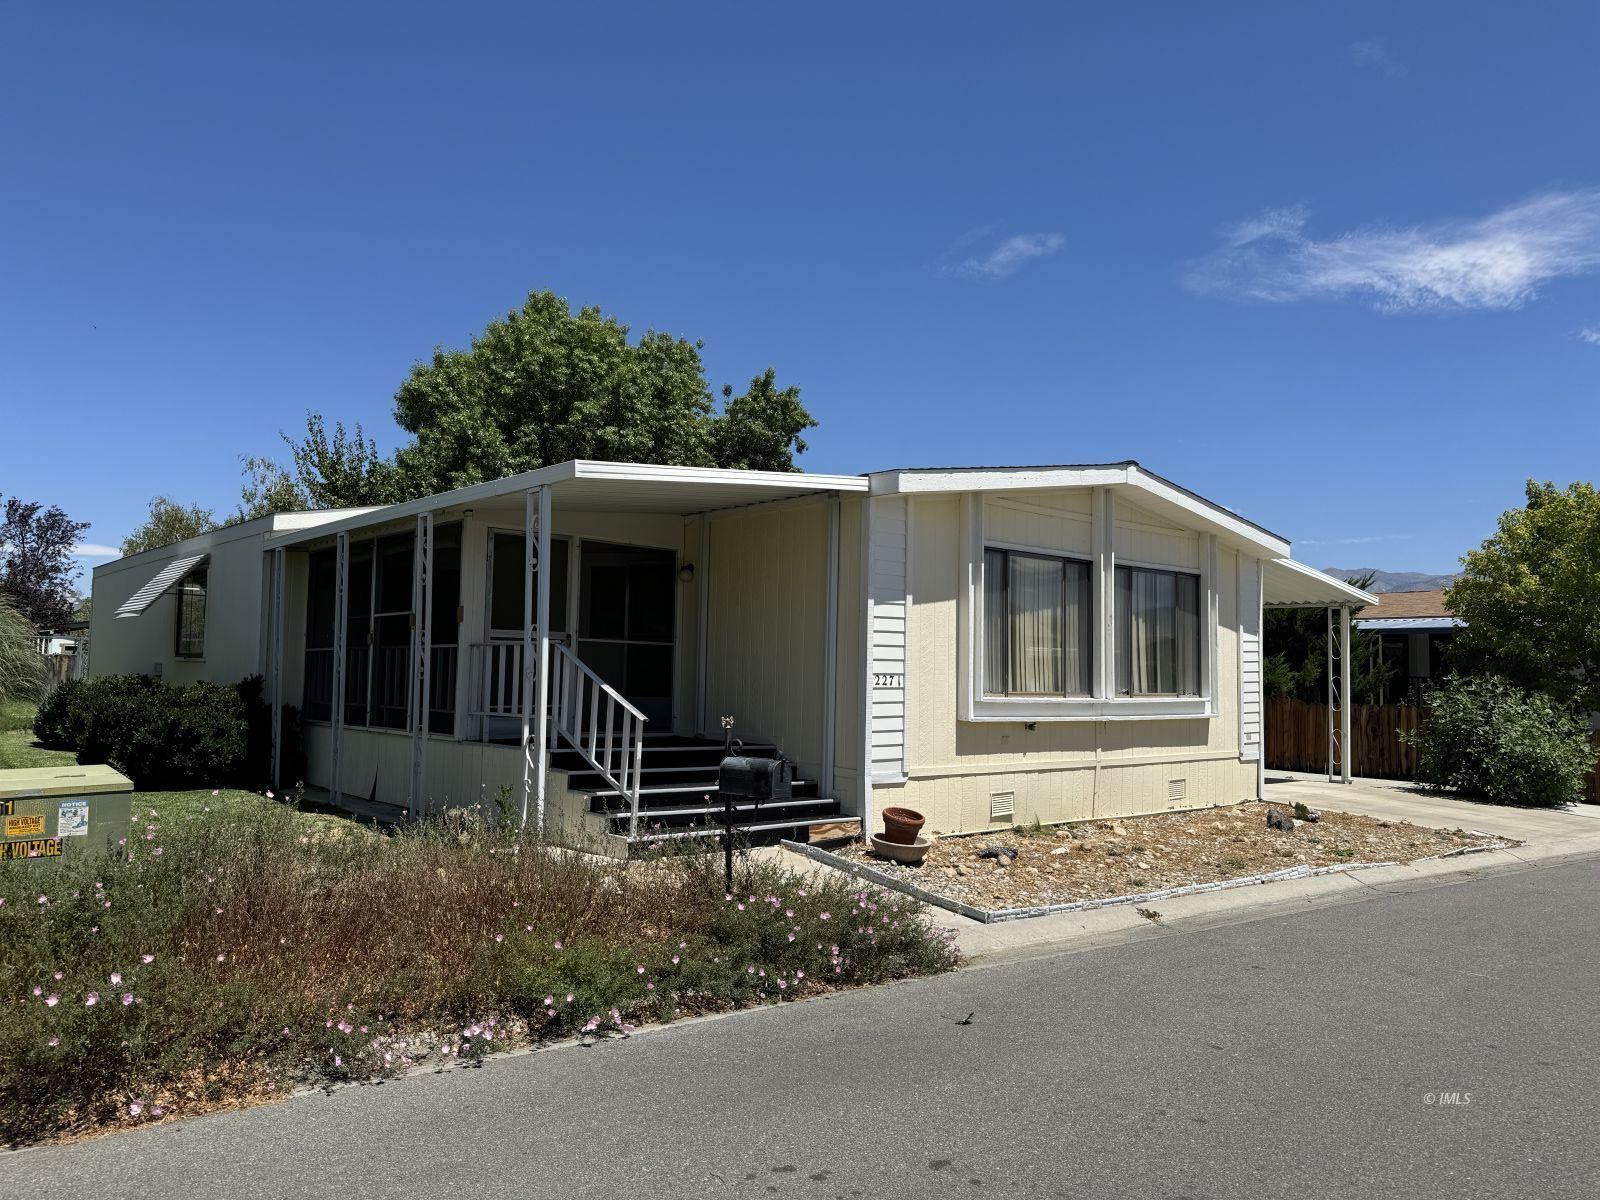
[1322,568,1460,594]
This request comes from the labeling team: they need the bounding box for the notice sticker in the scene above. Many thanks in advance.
[4,813,45,838]
[58,799,89,837]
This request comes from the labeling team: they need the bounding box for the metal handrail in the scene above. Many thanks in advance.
[548,641,648,838]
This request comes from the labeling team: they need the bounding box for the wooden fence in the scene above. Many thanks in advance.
[1266,696,1600,803]
[1265,697,1423,779]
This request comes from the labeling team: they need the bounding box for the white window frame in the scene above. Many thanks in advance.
[1112,559,1204,699]
[979,541,1094,700]
[959,490,1217,722]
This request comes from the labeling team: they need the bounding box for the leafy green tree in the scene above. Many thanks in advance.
[237,455,308,520]
[120,497,216,556]
[288,414,401,508]
[237,415,400,515]
[1448,479,1600,713]
[1262,571,1392,704]
[713,369,818,471]
[390,291,815,494]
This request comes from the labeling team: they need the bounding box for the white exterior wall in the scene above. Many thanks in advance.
[870,487,1257,836]
[700,497,831,782]
[89,523,272,685]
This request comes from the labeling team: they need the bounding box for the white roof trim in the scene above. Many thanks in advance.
[869,463,1291,556]
[264,460,869,549]
[1356,617,1465,632]
[1263,558,1380,609]
[114,554,208,619]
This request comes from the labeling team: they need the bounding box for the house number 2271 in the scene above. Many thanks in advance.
[873,673,904,688]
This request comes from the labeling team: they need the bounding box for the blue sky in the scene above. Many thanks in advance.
[4,1,1597,582]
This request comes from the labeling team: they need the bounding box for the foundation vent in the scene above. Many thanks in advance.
[989,791,1015,822]
[1167,778,1188,804]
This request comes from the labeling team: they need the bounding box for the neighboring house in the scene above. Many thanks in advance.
[1354,588,1461,703]
[90,460,1372,852]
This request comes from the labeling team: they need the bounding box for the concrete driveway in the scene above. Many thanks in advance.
[1263,771,1600,850]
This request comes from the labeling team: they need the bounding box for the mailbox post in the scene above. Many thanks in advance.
[715,717,795,891]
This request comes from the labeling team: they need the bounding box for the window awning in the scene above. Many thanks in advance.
[1263,558,1379,610]
[114,554,208,619]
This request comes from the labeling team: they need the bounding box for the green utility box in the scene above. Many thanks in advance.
[0,765,133,866]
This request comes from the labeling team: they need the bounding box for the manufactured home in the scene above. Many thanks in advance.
[90,460,1374,853]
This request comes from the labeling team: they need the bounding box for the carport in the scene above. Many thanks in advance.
[1263,559,1380,784]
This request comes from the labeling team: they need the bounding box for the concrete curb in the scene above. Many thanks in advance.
[780,838,1511,924]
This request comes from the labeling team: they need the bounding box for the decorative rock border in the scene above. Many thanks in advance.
[780,838,1510,924]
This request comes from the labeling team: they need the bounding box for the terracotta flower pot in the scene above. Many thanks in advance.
[881,805,926,845]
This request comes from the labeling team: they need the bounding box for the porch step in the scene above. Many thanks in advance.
[585,778,822,811]
[557,732,847,843]
[628,815,860,845]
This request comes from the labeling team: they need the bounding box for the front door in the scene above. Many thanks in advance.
[577,542,675,726]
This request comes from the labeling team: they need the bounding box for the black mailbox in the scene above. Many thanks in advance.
[718,755,794,804]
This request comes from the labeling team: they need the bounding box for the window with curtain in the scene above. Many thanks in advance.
[982,549,1091,696]
[1115,565,1201,696]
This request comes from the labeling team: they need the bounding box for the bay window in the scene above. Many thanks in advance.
[982,548,1091,696]
[1115,565,1201,696]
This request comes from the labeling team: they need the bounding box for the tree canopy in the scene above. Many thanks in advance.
[120,497,217,557]
[0,496,88,630]
[236,291,821,511]
[391,292,818,497]
[1448,479,1600,713]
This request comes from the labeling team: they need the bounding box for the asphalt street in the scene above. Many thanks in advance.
[5,855,1598,1199]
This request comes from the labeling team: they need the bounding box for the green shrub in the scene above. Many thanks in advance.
[31,677,86,748]
[29,674,298,790]
[1410,675,1596,807]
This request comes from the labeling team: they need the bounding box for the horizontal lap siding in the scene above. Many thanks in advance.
[868,497,908,782]
[1239,555,1263,762]
[881,489,1253,836]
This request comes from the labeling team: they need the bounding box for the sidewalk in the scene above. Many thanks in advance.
[775,776,1600,967]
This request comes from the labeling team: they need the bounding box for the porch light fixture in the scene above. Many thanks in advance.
[678,563,695,583]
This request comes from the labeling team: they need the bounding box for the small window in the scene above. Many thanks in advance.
[982,549,1091,696]
[173,568,207,659]
[1115,565,1201,696]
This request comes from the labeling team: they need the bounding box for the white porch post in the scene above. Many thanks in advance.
[821,495,840,800]
[1340,604,1352,784]
[1327,604,1353,784]
[269,547,285,792]
[519,486,553,832]
[409,513,434,814]
[330,531,349,805]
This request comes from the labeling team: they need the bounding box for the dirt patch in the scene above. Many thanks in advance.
[840,802,1510,912]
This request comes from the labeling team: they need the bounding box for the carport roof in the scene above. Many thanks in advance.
[1264,558,1380,610]
[264,460,870,547]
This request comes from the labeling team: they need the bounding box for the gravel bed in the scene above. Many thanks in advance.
[840,802,1508,911]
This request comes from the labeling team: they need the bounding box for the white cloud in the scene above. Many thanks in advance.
[1297,534,1414,547]
[72,543,120,559]
[1350,37,1406,77]
[1579,327,1600,345]
[948,231,1065,279]
[1187,189,1600,311]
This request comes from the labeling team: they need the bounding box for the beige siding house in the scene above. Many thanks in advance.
[90,460,1372,853]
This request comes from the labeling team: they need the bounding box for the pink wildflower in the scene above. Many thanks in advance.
[142,954,154,964]
[85,992,99,1006]
[48,1036,60,1047]
[128,1100,143,1116]
[110,972,122,985]
[123,993,135,1006]
[46,994,59,1007]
